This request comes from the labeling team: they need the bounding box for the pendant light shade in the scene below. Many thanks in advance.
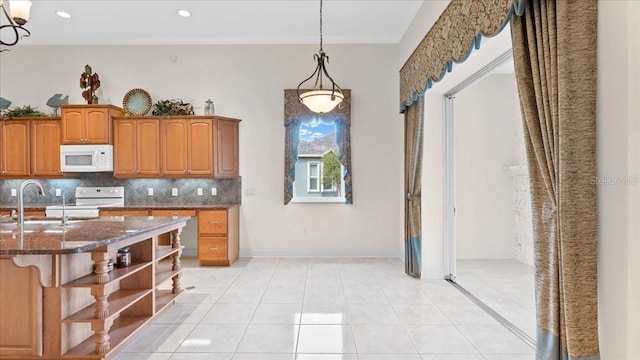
[299,89,344,114]
[0,0,32,50]
[297,0,344,114]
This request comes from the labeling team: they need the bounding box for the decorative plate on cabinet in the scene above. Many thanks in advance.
[122,88,152,116]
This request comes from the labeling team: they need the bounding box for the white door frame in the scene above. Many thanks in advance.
[442,49,514,281]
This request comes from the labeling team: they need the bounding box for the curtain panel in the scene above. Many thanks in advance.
[283,90,352,204]
[404,95,425,278]
[511,1,599,359]
[399,0,524,113]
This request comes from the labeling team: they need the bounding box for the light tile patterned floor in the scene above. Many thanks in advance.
[114,257,535,360]
[456,259,536,339]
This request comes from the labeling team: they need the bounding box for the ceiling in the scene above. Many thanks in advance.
[3,1,427,46]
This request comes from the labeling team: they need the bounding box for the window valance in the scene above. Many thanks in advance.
[399,0,524,113]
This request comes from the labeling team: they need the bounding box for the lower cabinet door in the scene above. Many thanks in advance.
[198,236,228,265]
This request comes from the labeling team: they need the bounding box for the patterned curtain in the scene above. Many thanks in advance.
[511,1,599,359]
[283,90,352,204]
[404,95,424,278]
[284,118,302,205]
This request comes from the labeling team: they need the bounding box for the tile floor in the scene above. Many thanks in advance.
[455,259,536,340]
[115,257,535,360]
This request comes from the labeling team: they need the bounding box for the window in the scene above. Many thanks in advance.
[308,162,320,192]
[284,89,352,204]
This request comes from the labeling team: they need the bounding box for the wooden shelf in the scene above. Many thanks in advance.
[156,289,182,314]
[63,262,152,288]
[63,289,153,323]
[155,245,181,261]
[63,316,151,358]
[155,268,180,287]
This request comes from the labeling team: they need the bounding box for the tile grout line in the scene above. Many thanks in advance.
[446,279,536,349]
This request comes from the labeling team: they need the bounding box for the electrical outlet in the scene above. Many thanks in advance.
[244,188,256,196]
[172,188,178,197]
[55,189,61,197]
[11,189,17,197]
[148,188,154,196]
[197,188,203,196]
[211,187,217,196]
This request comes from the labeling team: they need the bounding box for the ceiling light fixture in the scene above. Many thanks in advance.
[296,0,344,114]
[56,11,71,19]
[0,0,32,50]
[177,9,191,18]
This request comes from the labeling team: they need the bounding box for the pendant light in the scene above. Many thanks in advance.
[296,0,344,114]
[0,0,32,50]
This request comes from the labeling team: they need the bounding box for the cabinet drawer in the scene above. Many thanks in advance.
[198,237,227,260]
[100,209,149,216]
[198,210,227,234]
[151,210,196,217]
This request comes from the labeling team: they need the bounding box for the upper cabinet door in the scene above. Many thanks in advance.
[31,119,62,176]
[136,119,161,176]
[113,119,137,175]
[61,108,85,144]
[215,119,239,178]
[161,119,189,175]
[0,120,30,176]
[84,108,111,144]
[187,119,214,176]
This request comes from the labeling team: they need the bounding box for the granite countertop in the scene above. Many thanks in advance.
[0,216,189,255]
[0,203,239,211]
[100,203,238,210]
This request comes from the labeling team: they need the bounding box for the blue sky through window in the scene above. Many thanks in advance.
[299,117,336,142]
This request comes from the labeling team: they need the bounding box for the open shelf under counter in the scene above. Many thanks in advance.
[156,289,183,314]
[62,288,153,323]
[155,245,182,261]
[63,316,152,359]
[62,261,152,288]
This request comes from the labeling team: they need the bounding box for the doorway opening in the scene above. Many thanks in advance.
[443,49,536,346]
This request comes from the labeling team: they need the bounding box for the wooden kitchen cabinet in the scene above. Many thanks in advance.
[31,118,63,176]
[113,118,161,177]
[161,117,213,176]
[100,209,150,216]
[0,260,42,357]
[0,119,30,176]
[197,207,239,266]
[61,105,124,144]
[215,117,240,178]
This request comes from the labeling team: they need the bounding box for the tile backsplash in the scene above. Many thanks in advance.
[0,173,241,206]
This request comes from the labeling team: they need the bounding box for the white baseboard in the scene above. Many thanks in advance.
[239,248,401,258]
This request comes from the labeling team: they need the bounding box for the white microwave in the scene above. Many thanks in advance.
[60,145,114,172]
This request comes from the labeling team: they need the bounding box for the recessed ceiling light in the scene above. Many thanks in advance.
[56,11,71,19]
[177,9,191,18]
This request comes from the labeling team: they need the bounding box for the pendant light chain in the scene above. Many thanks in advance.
[319,0,323,52]
[296,0,344,114]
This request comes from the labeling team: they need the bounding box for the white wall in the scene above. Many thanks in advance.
[0,44,404,257]
[454,74,517,260]
[597,1,640,359]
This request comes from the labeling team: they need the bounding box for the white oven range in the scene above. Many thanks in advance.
[45,186,125,218]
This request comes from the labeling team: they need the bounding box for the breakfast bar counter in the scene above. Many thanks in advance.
[0,216,188,359]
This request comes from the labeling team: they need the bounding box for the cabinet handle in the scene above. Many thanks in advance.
[208,246,219,250]
[208,220,219,224]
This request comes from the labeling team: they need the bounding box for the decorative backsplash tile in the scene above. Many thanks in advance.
[0,173,241,206]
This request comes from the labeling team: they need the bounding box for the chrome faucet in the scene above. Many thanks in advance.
[18,180,45,226]
[61,194,69,226]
